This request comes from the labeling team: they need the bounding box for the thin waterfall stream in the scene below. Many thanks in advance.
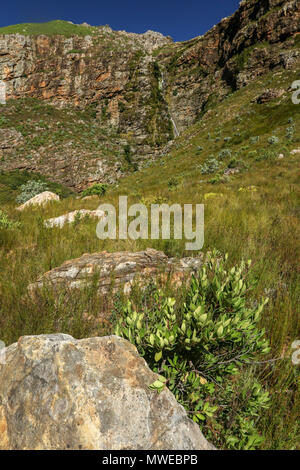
[159,70,180,139]
[170,117,180,137]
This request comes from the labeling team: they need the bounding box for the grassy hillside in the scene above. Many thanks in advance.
[0,20,99,37]
[0,67,299,449]
[119,68,300,197]
[0,97,127,192]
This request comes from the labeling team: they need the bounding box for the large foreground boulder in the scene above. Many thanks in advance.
[0,334,214,450]
[29,248,204,295]
[17,191,60,211]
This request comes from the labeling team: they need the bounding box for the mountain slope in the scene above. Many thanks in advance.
[0,0,299,189]
[114,67,300,199]
[0,66,299,449]
[0,0,299,450]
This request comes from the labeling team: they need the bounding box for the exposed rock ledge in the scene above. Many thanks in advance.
[29,248,205,295]
[44,209,105,228]
[0,334,214,450]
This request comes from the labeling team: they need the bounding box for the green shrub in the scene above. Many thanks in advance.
[218,149,232,160]
[0,116,8,126]
[286,126,294,140]
[199,157,220,174]
[227,158,248,171]
[16,180,49,204]
[115,252,270,449]
[248,150,258,159]
[208,174,229,184]
[228,158,238,168]
[0,170,73,204]
[0,210,20,230]
[167,176,179,190]
[268,136,279,145]
[255,150,276,162]
[81,183,108,198]
[124,144,133,165]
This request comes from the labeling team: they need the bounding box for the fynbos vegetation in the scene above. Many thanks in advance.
[0,0,299,451]
[115,253,271,449]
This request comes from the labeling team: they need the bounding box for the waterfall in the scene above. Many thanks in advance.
[170,117,180,137]
[158,67,180,139]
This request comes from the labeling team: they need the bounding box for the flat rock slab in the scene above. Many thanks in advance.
[29,248,205,295]
[44,209,105,228]
[0,334,214,450]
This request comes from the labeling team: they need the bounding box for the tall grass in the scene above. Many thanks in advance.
[0,178,299,449]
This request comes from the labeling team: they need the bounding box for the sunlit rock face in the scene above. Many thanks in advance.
[0,334,215,450]
[28,248,205,295]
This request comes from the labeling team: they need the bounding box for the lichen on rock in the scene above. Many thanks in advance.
[0,334,215,450]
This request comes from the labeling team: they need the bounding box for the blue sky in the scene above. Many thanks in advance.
[1,1,241,41]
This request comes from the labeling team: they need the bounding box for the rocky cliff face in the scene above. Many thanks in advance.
[0,27,173,150]
[158,0,300,132]
[0,0,299,189]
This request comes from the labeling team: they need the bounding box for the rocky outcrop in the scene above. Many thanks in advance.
[44,208,105,228]
[0,27,173,167]
[0,334,214,450]
[0,128,24,161]
[252,88,285,103]
[0,128,24,152]
[17,191,60,210]
[29,248,204,295]
[158,0,300,132]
